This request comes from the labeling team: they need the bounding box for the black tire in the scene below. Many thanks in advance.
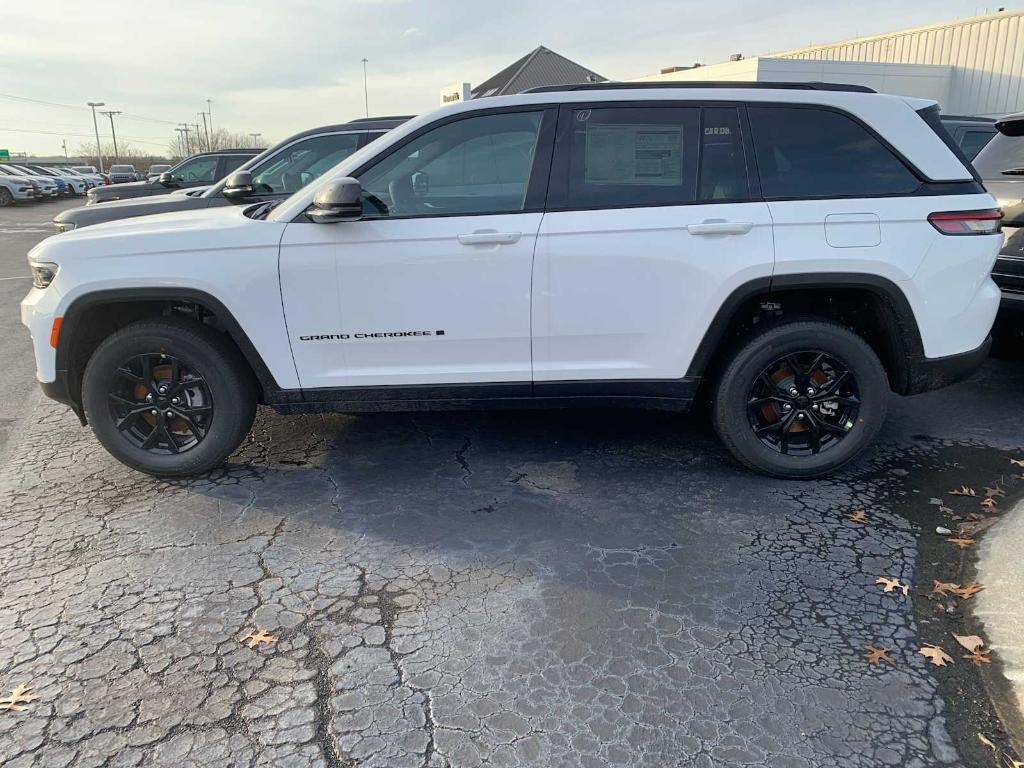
[82,317,256,477]
[0,188,13,206]
[712,319,888,479]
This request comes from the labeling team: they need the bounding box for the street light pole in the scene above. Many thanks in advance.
[61,140,68,160]
[87,101,105,173]
[206,98,213,137]
[249,132,261,148]
[100,110,122,162]
[361,58,369,118]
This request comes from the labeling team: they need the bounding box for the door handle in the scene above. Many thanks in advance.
[457,231,522,245]
[686,220,754,236]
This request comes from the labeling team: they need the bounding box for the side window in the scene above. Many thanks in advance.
[218,154,250,179]
[563,106,698,208]
[357,111,544,218]
[959,130,994,160]
[252,133,363,195]
[171,156,219,183]
[700,107,749,201]
[749,106,920,198]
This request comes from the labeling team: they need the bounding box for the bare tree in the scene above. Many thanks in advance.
[168,127,263,159]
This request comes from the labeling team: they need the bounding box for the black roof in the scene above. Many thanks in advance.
[524,81,876,94]
[273,116,412,145]
[472,46,605,98]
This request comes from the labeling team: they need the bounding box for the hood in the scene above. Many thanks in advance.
[30,204,281,264]
[54,188,215,229]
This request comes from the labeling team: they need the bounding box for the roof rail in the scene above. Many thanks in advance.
[349,115,416,123]
[522,81,876,94]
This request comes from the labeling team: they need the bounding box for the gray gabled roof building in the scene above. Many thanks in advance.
[471,46,606,98]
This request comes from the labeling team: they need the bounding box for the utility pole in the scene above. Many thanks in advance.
[200,111,210,150]
[178,123,193,155]
[249,132,261,148]
[361,58,369,118]
[87,101,105,173]
[61,140,68,160]
[206,98,213,137]
[99,110,122,162]
[174,128,188,158]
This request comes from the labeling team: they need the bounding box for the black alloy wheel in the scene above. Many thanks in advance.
[108,353,213,454]
[747,351,860,456]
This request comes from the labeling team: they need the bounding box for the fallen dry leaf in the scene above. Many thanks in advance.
[939,504,954,514]
[918,645,954,667]
[863,644,895,666]
[979,733,998,750]
[984,486,1006,499]
[948,537,976,550]
[240,629,278,650]
[875,576,910,596]
[846,510,869,524]
[931,580,962,597]
[964,649,993,665]
[954,583,984,600]
[1004,757,1024,768]
[949,486,977,496]
[0,684,39,712]
[953,634,986,653]
[981,498,997,509]
[1010,458,1024,468]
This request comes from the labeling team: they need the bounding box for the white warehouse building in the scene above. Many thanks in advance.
[634,10,1024,117]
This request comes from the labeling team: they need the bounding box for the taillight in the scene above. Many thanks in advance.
[927,209,1002,236]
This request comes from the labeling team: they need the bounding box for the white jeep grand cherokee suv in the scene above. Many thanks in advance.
[21,82,1002,479]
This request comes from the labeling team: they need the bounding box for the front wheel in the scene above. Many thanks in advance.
[712,320,889,479]
[0,188,13,206]
[82,318,256,477]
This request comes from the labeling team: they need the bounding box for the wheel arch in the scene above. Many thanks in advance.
[56,287,287,414]
[687,273,925,395]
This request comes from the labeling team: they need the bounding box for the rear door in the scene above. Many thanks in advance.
[532,103,774,385]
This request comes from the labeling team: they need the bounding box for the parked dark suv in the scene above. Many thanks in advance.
[940,115,997,160]
[974,112,1024,313]
[84,149,260,205]
[55,118,409,231]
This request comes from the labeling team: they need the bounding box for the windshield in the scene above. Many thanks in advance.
[973,130,1024,178]
[72,167,94,173]
[110,165,135,172]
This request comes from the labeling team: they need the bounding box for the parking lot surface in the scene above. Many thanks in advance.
[1,208,1023,767]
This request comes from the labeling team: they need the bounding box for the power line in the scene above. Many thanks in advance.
[0,126,169,147]
[0,92,181,127]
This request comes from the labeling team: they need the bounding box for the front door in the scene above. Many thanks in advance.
[279,108,555,391]
[532,103,774,384]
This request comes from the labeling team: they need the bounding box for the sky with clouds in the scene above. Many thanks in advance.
[0,0,1008,156]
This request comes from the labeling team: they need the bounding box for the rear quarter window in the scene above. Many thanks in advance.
[749,106,921,198]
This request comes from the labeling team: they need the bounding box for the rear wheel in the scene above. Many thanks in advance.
[82,318,256,477]
[0,188,13,206]
[712,320,888,479]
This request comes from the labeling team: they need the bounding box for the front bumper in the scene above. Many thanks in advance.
[903,337,992,395]
[39,371,85,423]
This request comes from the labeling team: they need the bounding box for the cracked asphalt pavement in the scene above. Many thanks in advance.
[2,202,1024,767]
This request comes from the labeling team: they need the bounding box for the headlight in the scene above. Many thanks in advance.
[30,262,59,289]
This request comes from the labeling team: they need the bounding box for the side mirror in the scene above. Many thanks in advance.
[158,172,178,187]
[307,177,362,223]
[223,170,254,201]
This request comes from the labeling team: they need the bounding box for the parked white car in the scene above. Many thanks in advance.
[0,174,38,205]
[21,83,1002,478]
